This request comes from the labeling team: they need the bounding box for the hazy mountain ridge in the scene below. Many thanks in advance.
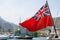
[0,17,19,32]
[54,17,60,29]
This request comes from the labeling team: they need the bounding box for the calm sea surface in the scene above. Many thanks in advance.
[0,39,32,40]
[8,39,32,40]
[0,37,46,40]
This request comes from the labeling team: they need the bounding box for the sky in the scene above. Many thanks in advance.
[0,0,60,25]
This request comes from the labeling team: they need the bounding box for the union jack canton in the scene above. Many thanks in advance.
[33,2,51,21]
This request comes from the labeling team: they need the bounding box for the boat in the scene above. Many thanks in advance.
[9,33,33,39]
[0,34,9,39]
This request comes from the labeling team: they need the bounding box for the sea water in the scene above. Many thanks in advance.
[0,37,46,40]
[0,39,32,40]
[7,39,32,40]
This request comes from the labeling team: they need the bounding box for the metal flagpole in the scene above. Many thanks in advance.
[46,0,58,38]
[54,11,58,38]
[18,17,21,30]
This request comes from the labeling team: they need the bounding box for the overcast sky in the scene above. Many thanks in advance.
[0,0,60,25]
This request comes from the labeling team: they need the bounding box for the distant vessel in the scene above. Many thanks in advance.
[0,34,10,39]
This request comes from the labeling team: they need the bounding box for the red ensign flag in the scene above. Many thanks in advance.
[19,1,54,32]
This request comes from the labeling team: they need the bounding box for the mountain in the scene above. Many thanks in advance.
[0,17,19,32]
[53,17,60,29]
[0,17,31,34]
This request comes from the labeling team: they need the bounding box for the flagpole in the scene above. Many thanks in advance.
[54,11,58,38]
[18,17,21,30]
[46,0,58,38]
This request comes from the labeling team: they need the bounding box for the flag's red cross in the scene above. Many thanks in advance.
[33,3,50,21]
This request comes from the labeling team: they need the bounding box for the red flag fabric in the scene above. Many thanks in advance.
[19,1,54,32]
